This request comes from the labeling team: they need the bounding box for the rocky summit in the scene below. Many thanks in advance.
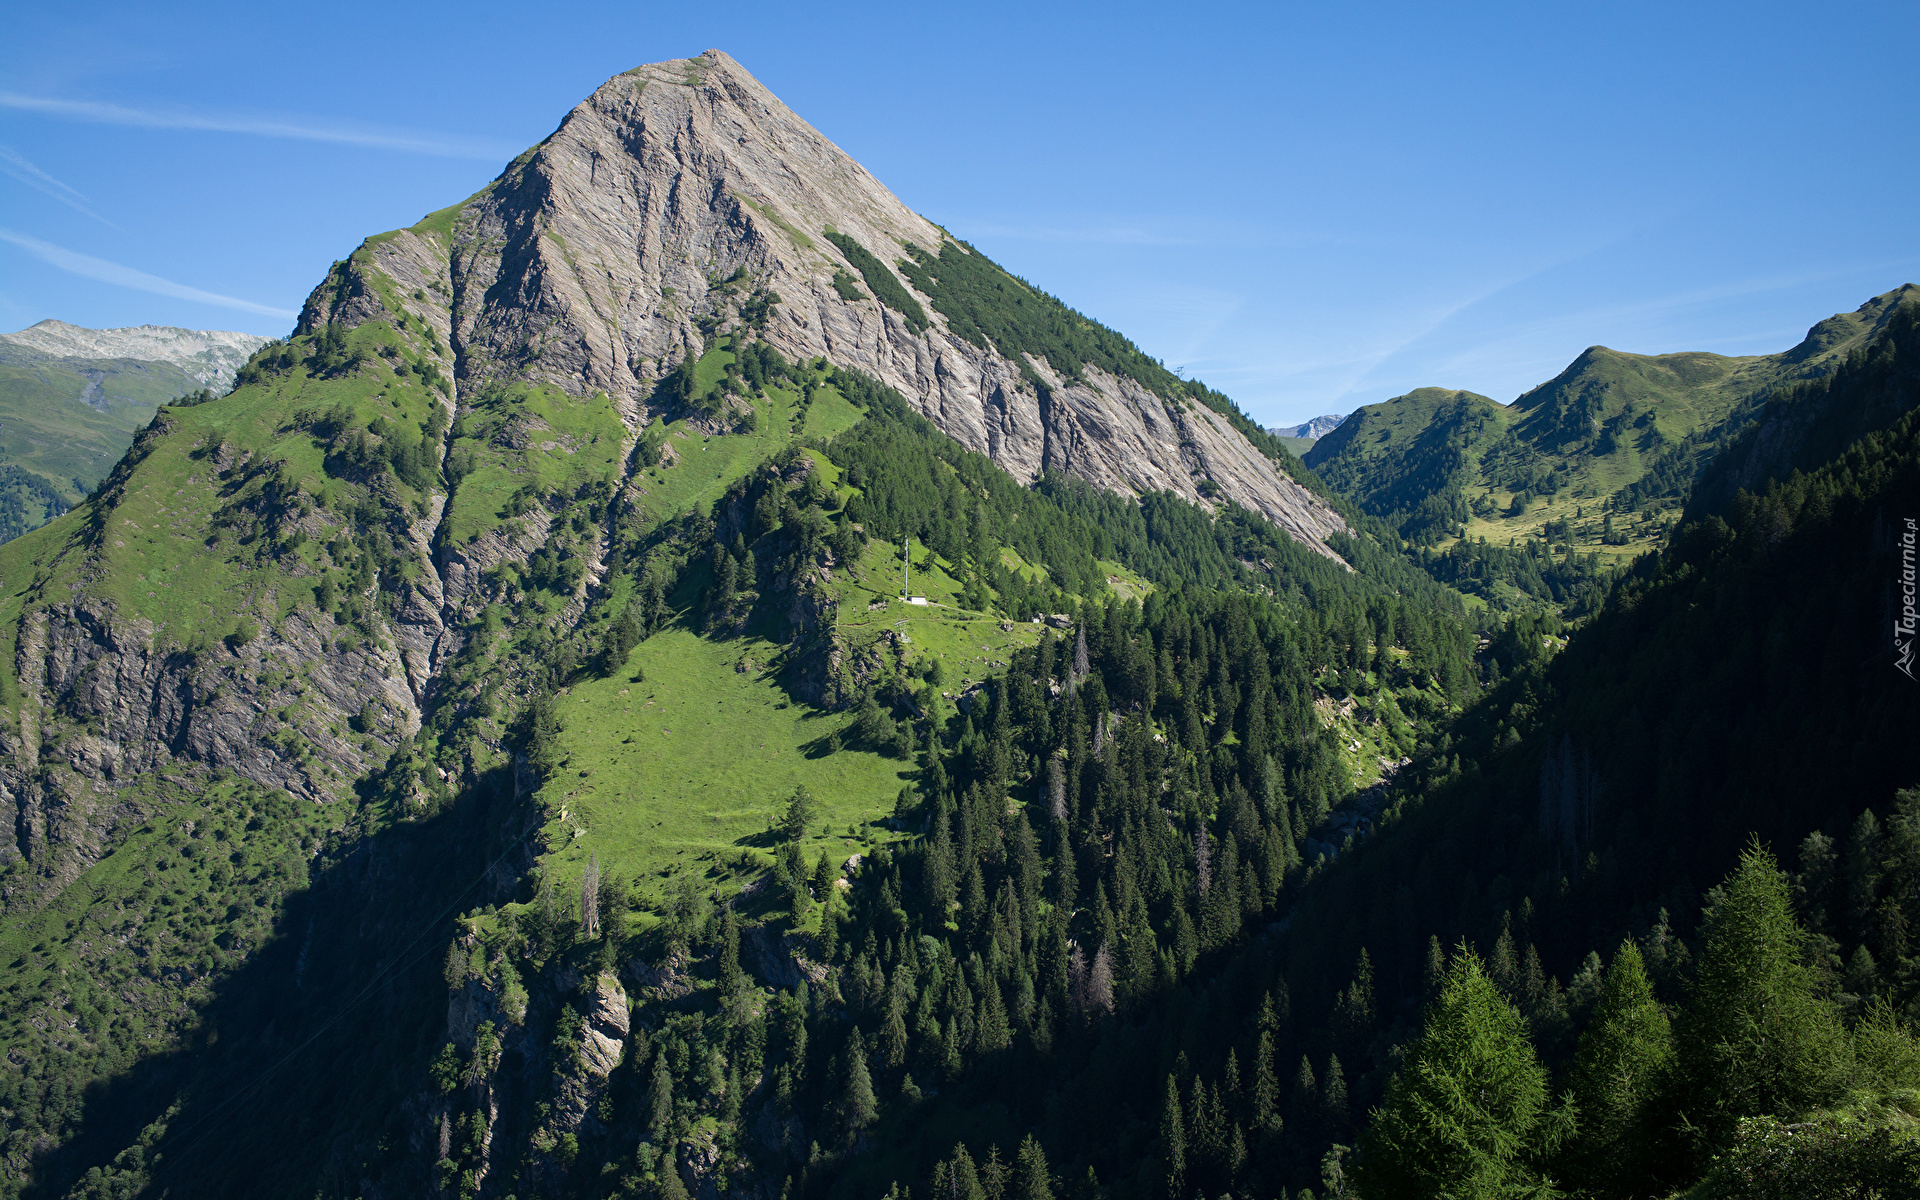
[338,49,1344,554]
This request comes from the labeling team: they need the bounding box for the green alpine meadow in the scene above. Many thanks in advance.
[2,48,1918,1200]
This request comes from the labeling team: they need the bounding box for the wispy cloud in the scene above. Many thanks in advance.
[0,228,295,320]
[959,221,1199,247]
[0,144,119,228]
[953,215,1336,252]
[0,92,515,161]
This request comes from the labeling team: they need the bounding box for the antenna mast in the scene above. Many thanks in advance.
[902,536,911,598]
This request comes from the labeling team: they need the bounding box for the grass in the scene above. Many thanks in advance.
[535,626,914,910]
[733,194,816,252]
[443,380,626,544]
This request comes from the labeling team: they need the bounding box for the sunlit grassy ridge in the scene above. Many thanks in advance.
[0,316,454,720]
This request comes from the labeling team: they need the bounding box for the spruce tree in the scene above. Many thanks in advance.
[981,1146,1007,1200]
[1252,1030,1280,1130]
[1014,1136,1053,1200]
[580,854,601,938]
[1289,1055,1318,1144]
[1158,1074,1186,1200]
[932,1145,986,1200]
[1321,1053,1349,1132]
[780,784,819,841]
[1351,947,1564,1198]
[648,1051,674,1140]
[719,906,743,997]
[841,1028,878,1141]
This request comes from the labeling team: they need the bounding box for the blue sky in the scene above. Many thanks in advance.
[2,0,1914,427]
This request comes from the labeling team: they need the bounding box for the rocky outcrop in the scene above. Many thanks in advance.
[550,972,629,1132]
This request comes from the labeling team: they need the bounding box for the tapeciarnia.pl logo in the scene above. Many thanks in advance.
[1899,516,1917,679]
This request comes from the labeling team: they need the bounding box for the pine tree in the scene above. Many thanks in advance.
[841,1028,877,1141]
[1561,940,1674,1196]
[1675,840,1851,1155]
[1158,1074,1186,1200]
[1351,947,1564,1198]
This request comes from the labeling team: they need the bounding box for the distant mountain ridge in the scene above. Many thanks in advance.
[1269,412,1346,441]
[1,320,271,390]
[1304,285,1919,555]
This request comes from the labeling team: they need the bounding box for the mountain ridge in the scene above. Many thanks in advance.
[1268,413,1346,442]
[0,320,271,389]
[1305,284,1920,560]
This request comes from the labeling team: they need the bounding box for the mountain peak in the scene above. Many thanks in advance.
[321,52,1346,555]
[1269,413,1348,441]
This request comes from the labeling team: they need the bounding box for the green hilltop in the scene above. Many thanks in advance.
[0,325,270,541]
[1304,284,1917,607]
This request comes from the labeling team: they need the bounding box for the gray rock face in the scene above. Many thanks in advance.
[354,49,1346,557]
[1270,413,1348,442]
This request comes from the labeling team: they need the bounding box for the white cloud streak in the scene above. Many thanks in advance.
[0,228,296,320]
[0,92,515,161]
[0,144,118,228]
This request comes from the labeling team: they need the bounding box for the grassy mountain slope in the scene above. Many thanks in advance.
[0,346,214,541]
